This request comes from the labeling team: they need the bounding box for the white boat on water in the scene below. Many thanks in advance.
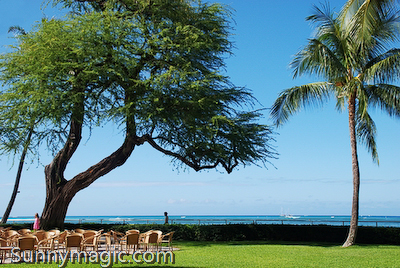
[285,215,300,219]
[280,208,300,219]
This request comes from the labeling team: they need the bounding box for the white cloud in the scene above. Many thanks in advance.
[167,198,191,204]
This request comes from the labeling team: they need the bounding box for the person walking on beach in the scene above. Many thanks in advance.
[164,212,169,224]
[33,213,40,230]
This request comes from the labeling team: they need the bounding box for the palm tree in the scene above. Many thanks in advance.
[270,0,400,247]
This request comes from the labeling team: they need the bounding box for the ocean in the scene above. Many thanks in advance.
[3,215,400,227]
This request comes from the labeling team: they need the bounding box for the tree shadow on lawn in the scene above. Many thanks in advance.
[176,240,341,248]
[228,240,341,248]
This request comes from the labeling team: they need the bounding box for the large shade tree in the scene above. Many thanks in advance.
[271,0,400,247]
[0,0,276,229]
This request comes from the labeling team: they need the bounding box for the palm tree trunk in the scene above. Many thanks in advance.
[1,129,33,224]
[343,95,360,247]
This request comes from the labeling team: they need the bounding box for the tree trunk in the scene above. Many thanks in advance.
[1,129,33,224]
[39,73,146,229]
[40,181,74,229]
[40,131,140,229]
[343,95,360,247]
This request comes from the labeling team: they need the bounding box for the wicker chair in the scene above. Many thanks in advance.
[0,238,13,264]
[110,230,125,251]
[53,231,69,251]
[17,235,38,258]
[48,230,61,236]
[36,232,57,252]
[126,229,140,234]
[125,233,140,253]
[17,229,31,235]
[65,233,83,252]
[82,230,102,252]
[2,230,20,247]
[32,230,46,242]
[161,231,175,251]
[142,231,162,251]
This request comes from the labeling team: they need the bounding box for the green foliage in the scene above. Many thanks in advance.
[0,0,276,174]
[2,222,400,245]
[169,224,400,245]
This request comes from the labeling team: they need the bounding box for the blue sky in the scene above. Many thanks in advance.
[1,0,400,218]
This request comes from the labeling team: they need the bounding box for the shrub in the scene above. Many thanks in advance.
[2,222,399,245]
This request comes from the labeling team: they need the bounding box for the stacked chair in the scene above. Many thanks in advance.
[0,227,175,263]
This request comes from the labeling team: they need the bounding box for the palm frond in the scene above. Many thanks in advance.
[8,25,27,36]
[338,0,364,29]
[346,0,400,57]
[291,38,347,80]
[356,109,379,164]
[307,2,336,30]
[365,83,400,117]
[293,5,349,80]
[335,95,347,111]
[357,83,370,120]
[270,82,332,126]
[365,48,400,83]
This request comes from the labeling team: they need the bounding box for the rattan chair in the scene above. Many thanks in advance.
[65,233,83,252]
[32,230,46,242]
[36,232,56,252]
[110,230,125,251]
[0,238,12,264]
[17,235,38,257]
[142,231,162,251]
[53,231,69,251]
[161,231,175,251]
[126,229,140,234]
[125,233,140,253]
[48,229,61,236]
[17,229,31,235]
[102,232,112,251]
[82,230,102,252]
[2,230,20,247]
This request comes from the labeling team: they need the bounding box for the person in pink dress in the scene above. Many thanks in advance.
[33,213,40,231]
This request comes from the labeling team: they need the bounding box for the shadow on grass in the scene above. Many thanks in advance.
[175,240,341,248]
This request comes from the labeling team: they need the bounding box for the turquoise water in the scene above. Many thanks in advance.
[3,215,400,227]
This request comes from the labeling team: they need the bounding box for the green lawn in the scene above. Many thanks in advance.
[3,241,400,267]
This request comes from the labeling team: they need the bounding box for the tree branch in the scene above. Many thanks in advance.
[144,134,238,173]
[64,134,138,194]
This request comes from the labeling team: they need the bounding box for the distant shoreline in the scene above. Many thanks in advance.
[2,215,400,227]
